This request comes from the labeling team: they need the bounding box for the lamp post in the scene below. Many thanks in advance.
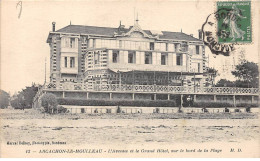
[193,69,196,93]
[117,70,121,89]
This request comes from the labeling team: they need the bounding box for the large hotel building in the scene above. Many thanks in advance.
[37,20,258,105]
[46,21,207,98]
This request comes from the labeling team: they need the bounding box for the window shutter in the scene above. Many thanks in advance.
[172,54,176,66]
[152,52,157,65]
[156,52,161,65]
[183,54,186,66]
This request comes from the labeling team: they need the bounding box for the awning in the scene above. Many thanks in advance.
[108,68,132,73]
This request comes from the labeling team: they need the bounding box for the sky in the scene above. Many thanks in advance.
[1,0,259,95]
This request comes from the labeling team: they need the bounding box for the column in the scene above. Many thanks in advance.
[152,52,157,65]
[123,51,128,63]
[172,53,176,66]
[86,92,89,100]
[154,94,157,100]
[233,95,236,107]
[181,94,183,108]
[132,93,135,100]
[62,91,65,98]
[140,52,145,64]
[168,53,173,66]
[183,53,186,66]
[194,94,196,101]
[168,94,170,100]
[136,51,141,64]
[119,50,124,63]
[214,95,217,102]
[156,52,161,65]
[108,50,113,64]
[110,93,112,100]
[89,39,93,48]
[252,96,254,103]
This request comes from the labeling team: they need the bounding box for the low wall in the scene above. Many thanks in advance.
[62,105,259,114]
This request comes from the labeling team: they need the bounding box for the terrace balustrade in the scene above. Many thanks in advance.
[39,82,259,95]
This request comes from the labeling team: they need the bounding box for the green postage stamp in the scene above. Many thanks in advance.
[216,1,251,43]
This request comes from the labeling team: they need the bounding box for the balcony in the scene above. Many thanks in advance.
[60,67,78,74]
[61,47,78,53]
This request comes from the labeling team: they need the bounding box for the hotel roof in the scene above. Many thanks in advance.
[48,24,201,42]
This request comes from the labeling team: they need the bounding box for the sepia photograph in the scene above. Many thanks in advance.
[0,0,259,158]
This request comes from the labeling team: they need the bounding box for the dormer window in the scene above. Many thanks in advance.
[62,37,77,48]
[70,57,75,68]
[70,38,75,48]
[113,50,119,63]
[161,53,167,65]
[196,45,200,54]
[145,52,152,64]
[128,51,136,64]
[150,42,154,50]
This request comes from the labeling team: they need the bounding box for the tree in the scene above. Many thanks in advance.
[216,79,235,87]
[41,93,58,113]
[206,67,219,86]
[0,90,10,108]
[22,84,39,108]
[231,61,259,88]
[10,83,40,109]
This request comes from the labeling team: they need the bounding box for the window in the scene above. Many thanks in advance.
[113,51,119,63]
[176,54,182,66]
[70,57,75,68]
[119,40,122,48]
[70,38,75,48]
[150,42,154,50]
[196,45,200,54]
[198,63,200,73]
[128,51,136,63]
[93,39,96,48]
[161,53,167,65]
[64,57,68,67]
[94,51,100,64]
[145,52,152,64]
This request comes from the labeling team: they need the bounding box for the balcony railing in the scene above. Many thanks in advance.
[41,82,259,95]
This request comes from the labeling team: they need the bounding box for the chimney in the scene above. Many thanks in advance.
[118,21,125,32]
[52,22,56,32]
[198,29,202,40]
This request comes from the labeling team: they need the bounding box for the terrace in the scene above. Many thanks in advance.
[38,82,259,96]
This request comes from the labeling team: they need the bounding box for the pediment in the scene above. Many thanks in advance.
[124,24,153,39]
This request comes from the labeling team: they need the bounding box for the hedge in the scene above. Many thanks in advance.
[57,98,177,107]
[193,102,258,108]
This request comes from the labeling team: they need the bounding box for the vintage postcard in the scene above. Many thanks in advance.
[0,0,259,158]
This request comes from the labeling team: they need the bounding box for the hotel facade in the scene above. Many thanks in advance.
[32,21,258,108]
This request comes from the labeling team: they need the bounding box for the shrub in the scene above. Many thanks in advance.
[177,106,183,113]
[246,106,251,113]
[81,108,85,113]
[0,90,9,108]
[224,107,230,113]
[57,98,177,107]
[193,101,259,108]
[116,106,121,113]
[193,102,233,108]
[154,108,160,113]
[41,93,58,113]
[10,98,20,109]
[236,103,258,107]
[202,107,209,113]
[51,105,68,113]
[106,109,111,113]
[234,109,241,113]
